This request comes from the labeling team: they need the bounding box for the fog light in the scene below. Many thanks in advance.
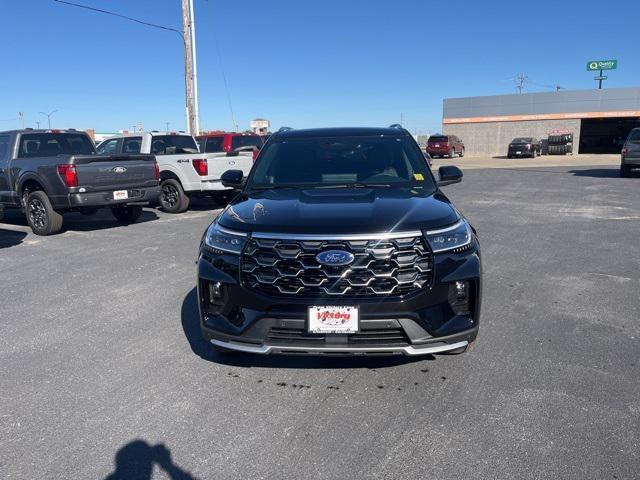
[209,281,222,302]
[448,281,471,315]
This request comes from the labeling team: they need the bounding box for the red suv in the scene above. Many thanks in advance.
[196,132,263,160]
[426,134,465,158]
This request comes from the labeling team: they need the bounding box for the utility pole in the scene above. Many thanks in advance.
[166,122,170,133]
[36,121,41,129]
[18,112,24,129]
[188,0,200,135]
[516,73,528,94]
[182,0,197,136]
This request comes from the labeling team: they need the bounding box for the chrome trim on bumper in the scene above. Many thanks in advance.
[210,338,468,356]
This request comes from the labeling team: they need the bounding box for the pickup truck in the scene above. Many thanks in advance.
[0,129,161,235]
[97,132,254,213]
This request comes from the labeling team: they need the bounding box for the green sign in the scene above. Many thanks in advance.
[587,60,617,71]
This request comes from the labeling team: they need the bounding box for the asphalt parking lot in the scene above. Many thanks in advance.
[1,164,639,479]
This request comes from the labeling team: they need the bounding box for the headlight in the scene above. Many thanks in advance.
[425,220,472,253]
[204,223,248,254]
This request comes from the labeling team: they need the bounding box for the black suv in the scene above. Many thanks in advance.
[621,127,640,177]
[196,126,481,356]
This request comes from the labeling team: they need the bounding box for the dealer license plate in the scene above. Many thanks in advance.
[113,190,129,200]
[516,151,522,155]
[308,306,359,334]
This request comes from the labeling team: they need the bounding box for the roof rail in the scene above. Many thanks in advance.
[388,124,403,129]
[278,126,293,133]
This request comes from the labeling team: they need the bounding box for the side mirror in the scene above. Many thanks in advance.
[438,165,463,186]
[221,169,244,189]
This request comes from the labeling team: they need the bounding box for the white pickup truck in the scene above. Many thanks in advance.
[96,132,253,213]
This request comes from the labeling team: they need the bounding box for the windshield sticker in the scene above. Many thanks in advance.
[413,173,424,181]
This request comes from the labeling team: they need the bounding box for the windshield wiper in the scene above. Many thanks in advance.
[249,185,301,191]
[311,183,393,189]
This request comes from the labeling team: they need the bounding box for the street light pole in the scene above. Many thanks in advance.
[39,110,58,129]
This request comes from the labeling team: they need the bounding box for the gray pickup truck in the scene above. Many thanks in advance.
[0,129,161,235]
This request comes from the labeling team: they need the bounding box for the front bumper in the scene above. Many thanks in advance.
[622,155,640,166]
[55,186,161,209]
[196,239,482,356]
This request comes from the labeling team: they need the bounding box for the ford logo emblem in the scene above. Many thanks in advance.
[316,250,355,266]
[112,166,127,173]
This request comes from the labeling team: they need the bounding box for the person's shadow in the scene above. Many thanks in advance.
[103,440,199,480]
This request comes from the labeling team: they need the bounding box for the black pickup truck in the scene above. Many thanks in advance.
[0,129,161,235]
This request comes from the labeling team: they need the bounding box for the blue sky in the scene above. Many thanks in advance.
[1,0,638,134]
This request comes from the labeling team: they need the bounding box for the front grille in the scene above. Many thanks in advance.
[267,326,409,346]
[241,234,433,298]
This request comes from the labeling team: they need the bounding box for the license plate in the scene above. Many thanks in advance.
[113,190,129,200]
[516,151,521,155]
[435,144,440,147]
[308,306,359,334]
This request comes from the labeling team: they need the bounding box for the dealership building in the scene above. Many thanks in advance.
[442,87,640,156]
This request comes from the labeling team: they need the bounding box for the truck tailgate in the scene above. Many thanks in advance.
[205,152,254,178]
[71,155,158,190]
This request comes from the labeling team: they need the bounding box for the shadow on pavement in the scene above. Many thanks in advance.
[181,288,433,369]
[569,168,633,178]
[103,440,199,480]
[0,208,159,233]
[0,228,27,249]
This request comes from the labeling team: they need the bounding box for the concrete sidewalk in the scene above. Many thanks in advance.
[432,153,620,170]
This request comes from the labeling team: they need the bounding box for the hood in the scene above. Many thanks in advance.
[217,187,459,235]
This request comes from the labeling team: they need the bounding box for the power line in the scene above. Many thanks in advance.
[212,31,238,131]
[516,73,528,94]
[52,0,200,135]
[52,0,184,40]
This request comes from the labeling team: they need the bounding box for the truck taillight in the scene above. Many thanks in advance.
[252,148,259,162]
[622,146,628,156]
[153,161,160,181]
[57,164,78,187]
[192,159,208,176]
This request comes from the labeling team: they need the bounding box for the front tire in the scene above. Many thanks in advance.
[25,190,63,236]
[160,178,189,213]
[531,149,537,158]
[111,205,143,223]
[448,149,455,159]
[459,148,465,158]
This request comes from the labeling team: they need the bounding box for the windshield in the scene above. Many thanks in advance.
[232,135,263,150]
[151,135,198,155]
[627,129,640,142]
[248,136,436,191]
[512,137,533,143]
[428,136,448,143]
[18,133,95,157]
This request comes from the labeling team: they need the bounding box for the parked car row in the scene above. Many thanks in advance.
[0,128,261,235]
[96,131,258,213]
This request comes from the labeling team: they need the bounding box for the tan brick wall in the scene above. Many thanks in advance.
[443,119,581,156]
